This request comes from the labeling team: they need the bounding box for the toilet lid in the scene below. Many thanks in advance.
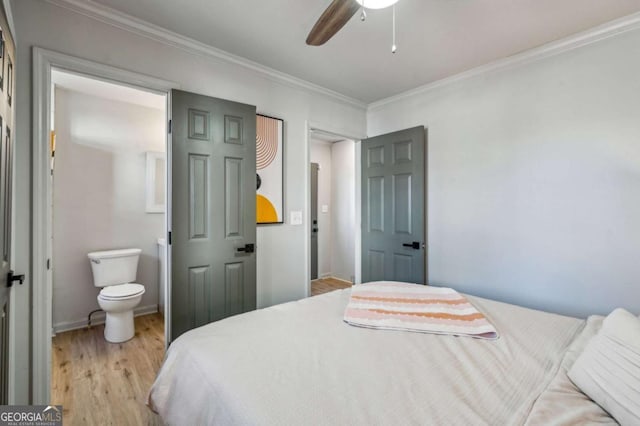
[100,283,145,299]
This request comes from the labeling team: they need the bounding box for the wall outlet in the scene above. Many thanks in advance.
[321,204,329,213]
[290,210,303,225]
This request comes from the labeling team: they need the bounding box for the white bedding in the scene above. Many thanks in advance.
[149,289,606,425]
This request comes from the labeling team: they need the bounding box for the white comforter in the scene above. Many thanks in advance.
[148,289,607,425]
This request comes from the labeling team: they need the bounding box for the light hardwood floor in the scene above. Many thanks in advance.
[51,313,164,426]
[311,277,352,296]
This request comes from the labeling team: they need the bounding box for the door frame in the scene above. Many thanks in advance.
[32,47,177,404]
[304,121,366,296]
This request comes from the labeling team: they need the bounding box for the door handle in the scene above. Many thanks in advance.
[7,270,25,287]
[402,242,421,250]
[236,243,255,254]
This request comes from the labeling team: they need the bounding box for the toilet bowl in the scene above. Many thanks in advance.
[88,248,145,343]
[97,283,145,342]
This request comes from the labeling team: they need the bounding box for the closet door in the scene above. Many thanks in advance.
[0,17,16,403]
[361,126,427,284]
[170,89,257,341]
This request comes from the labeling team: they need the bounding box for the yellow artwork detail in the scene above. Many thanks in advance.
[257,195,278,223]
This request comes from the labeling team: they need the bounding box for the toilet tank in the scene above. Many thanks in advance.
[87,248,142,287]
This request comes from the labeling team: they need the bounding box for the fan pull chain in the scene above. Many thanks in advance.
[361,0,367,21]
[392,4,397,53]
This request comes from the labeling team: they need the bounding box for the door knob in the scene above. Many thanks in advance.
[7,270,25,287]
[236,244,255,254]
[402,242,421,250]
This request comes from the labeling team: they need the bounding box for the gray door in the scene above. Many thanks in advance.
[310,163,319,280]
[171,89,257,341]
[0,120,14,403]
[0,17,16,402]
[361,126,426,284]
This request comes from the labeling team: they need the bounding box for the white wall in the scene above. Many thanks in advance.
[368,27,640,318]
[310,140,332,278]
[12,0,366,403]
[330,140,356,282]
[52,88,164,331]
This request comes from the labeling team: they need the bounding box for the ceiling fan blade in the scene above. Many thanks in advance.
[306,0,360,46]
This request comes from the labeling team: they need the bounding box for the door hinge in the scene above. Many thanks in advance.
[46,258,51,270]
[168,119,172,134]
[168,231,172,245]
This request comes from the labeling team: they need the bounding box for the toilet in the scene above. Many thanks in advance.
[87,248,145,343]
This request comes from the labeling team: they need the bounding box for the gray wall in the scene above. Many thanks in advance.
[368,27,640,319]
[52,88,164,331]
[11,0,366,403]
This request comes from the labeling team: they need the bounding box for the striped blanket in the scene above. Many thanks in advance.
[344,282,499,339]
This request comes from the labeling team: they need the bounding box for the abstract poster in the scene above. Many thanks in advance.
[256,114,283,224]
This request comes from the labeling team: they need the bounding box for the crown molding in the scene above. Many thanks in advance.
[368,11,640,111]
[43,0,640,113]
[45,0,368,110]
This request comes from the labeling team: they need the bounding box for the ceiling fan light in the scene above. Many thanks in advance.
[355,0,399,10]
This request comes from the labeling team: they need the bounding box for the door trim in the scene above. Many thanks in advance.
[32,47,177,404]
[304,121,366,297]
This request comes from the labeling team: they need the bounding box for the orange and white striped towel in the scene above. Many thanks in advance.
[344,282,499,340]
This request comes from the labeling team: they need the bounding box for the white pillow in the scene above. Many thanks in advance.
[568,308,640,426]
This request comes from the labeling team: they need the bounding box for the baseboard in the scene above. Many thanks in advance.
[328,276,353,284]
[313,275,353,284]
[52,304,159,335]
[319,272,333,279]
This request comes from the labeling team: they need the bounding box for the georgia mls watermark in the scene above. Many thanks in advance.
[0,405,62,426]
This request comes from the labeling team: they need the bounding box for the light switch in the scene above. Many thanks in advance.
[321,205,329,213]
[290,211,303,225]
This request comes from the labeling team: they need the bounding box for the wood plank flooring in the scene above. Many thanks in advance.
[311,277,352,296]
[51,313,164,426]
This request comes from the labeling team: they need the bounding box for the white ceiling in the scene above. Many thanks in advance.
[52,69,166,110]
[91,0,640,103]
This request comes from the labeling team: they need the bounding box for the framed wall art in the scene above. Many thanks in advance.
[256,114,284,224]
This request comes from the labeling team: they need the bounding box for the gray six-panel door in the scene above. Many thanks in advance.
[171,89,257,341]
[0,10,16,403]
[361,126,426,284]
[0,109,13,404]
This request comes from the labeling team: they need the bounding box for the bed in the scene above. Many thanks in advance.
[148,288,615,425]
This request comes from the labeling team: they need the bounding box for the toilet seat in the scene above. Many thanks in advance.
[99,283,145,300]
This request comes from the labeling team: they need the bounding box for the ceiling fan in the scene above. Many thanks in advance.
[306,0,400,46]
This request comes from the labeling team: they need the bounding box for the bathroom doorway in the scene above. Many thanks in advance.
[308,130,358,296]
[48,69,168,423]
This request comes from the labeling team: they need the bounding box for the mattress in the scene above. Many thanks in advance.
[148,289,610,425]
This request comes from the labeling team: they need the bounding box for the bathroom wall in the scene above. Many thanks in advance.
[310,140,333,278]
[52,87,165,332]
